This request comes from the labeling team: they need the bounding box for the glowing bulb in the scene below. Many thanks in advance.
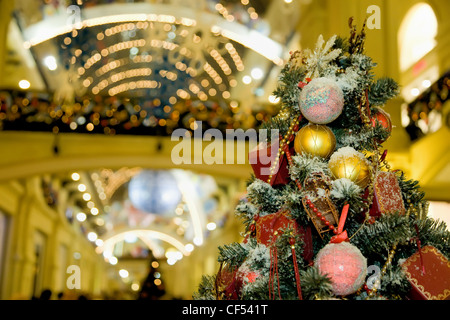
[268,95,280,104]
[83,193,91,201]
[411,88,420,96]
[193,236,203,246]
[119,269,129,278]
[131,283,140,291]
[422,79,431,88]
[71,172,80,181]
[78,184,87,192]
[206,222,217,231]
[90,207,99,215]
[109,256,118,265]
[242,75,252,84]
[44,56,57,70]
[185,243,194,252]
[87,232,97,242]
[76,212,86,222]
[251,67,264,80]
[18,80,30,89]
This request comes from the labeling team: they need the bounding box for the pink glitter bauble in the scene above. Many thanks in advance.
[299,77,344,124]
[315,242,367,296]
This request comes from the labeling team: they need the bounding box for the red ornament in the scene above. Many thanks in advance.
[369,171,406,218]
[401,246,450,300]
[248,142,292,186]
[215,265,239,300]
[315,242,367,296]
[370,108,392,142]
[255,210,313,263]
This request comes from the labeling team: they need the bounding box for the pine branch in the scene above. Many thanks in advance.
[193,275,217,300]
[235,199,258,230]
[259,116,290,141]
[396,171,426,209]
[378,265,411,299]
[300,266,334,300]
[368,77,400,106]
[288,153,330,184]
[217,242,249,268]
[247,179,283,214]
[280,183,310,225]
[272,65,307,112]
[413,217,450,258]
[350,213,412,256]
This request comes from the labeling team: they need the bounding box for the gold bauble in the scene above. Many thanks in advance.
[328,147,370,188]
[294,123,336,158]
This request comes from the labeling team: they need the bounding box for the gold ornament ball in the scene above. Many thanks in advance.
[294,123,336,158]
[328,147,371,188]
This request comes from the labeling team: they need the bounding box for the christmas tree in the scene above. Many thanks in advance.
[194,19,450,300]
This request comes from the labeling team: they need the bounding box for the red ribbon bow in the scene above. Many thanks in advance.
[330,204,350,244]
[298,78,312,89]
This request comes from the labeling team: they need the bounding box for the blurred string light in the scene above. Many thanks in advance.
[87,232,98,242]
[251,67,264,80]
[0,83,279,136]
[206,222,216,231]
[98,229,190,258]
[71,173,80,181]
[119,269,129,278]
[76,212,87,222]
[242,75,252,84]
[18,80,30,89]
[43,55,57,71]
[23,9,283,65]
[131,283,140,291]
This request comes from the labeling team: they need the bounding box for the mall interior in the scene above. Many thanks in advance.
[0,0,449,300]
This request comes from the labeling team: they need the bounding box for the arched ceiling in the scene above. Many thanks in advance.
[1,0,305,136]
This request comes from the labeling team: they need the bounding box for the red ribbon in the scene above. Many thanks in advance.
[298,78,312,89]
[290,238,303,300]
[414,224,426,275]
[379,149,388,163]
[330,204,350,244]
[269,246,282,300]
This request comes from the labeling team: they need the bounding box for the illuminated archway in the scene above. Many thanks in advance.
[398,2,438,72]
[97,228,190,259]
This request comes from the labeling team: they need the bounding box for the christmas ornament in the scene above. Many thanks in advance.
[328,147,371,189]
[369,171,406,218]
[128,170,181,215]
[248,141,292,186]
[315,241,367,296]
[301,173,339,238]
[255,210,313,263]
[255,209,310,300]
[370,107,392,142]
[401,246,450,300]
[294,123,336,158]
[248,116,301,186]
[289,50,304,70]
[215,264,239,300]
[299,77,344,124]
